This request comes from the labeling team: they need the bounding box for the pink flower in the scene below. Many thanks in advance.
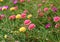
[0,14,5,20]
[24,20,31,25]
[23,9,28,14]
[13,0,18,4]
[9,15,16,20]
[53,16,60,22]
[21,13,26,19]
[3,6,8,9]
[28,24,36,30]
[44,7,49,12]
[27,0,30,2]
[45,23,51,28]
[38,4,42,7]
[1,14,5,18]
[2,6,8,10]
[50,4,54,7]
[14,6,18,10]
[37,9,41,13]
[51,7,57,12]
[42,0,46,3]
[55,23,60,28]
[20,0,24,3]
[11,0,18,4]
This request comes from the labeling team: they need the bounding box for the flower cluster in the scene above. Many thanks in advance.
[0,0,59,29]
[0,0,60,41]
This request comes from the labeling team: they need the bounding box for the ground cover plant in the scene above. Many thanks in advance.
[0,0,60,42]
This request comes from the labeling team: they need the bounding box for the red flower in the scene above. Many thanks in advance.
[39,12,44,17]
[9,15,16,20]
[47,17,51,20]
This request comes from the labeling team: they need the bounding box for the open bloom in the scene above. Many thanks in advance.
[27,14,32,19]
[11,0,18,4]
[9,15,16,20]
[16,14,21,19]
[23,9,28,14]
[45,23,51,28]
[0,14,5,20]
[38,4,42,7]
[20,0,24,3]
[37,9,41,13]
[1,14,5,18]
[0,0,3,2]
[39,12,44,17]
[19,27,26,32]
[10,6,18,11]
[52,7,57,12]
[24,20,31,25]
[10,7,15,11]
[21,13,26,18]
[13,0,18,4]
[42,0,46,3]
[53,16,60,22]
[55,23,60,28]
[28,24,36,30]
[2,6,8,11]
[50,4,54,7]
[44,7,49,12]
[27,0,30,2]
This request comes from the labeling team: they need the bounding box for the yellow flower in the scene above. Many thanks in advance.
[4,35,7,38]
[10,7,15,11]
[27,14,32,19]
[2,7,6,11]
[0,0,3,2]
[16,14,21,19]
[19,27,26,32]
